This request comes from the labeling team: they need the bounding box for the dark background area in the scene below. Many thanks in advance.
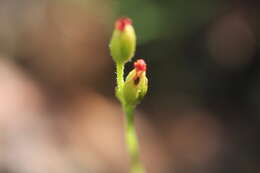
[0,0,259,173]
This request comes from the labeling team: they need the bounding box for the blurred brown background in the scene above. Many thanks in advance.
[0,0,259,173]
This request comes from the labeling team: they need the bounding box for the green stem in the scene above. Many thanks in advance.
[116,63,124,91]
[123,104,145,173]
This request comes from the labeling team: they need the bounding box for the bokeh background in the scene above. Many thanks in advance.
[0,0,259,173]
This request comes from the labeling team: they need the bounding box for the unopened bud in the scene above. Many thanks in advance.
[122,59,148,106]
[109,17,136,64]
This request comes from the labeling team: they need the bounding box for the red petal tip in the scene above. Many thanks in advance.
[115,17,132,31]
[134,59,147,72]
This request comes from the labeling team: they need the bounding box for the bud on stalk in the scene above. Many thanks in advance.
[123,59,148,106]
[109,17,136,64]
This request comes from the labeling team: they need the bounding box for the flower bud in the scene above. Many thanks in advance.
[122,59,148,106]
[109,17,136,64]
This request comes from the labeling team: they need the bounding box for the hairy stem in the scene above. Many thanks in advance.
[123,104,145,173]
[116,63,124,91]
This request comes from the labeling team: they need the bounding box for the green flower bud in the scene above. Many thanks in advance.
[122,59,148,106]
[109,17,136,64]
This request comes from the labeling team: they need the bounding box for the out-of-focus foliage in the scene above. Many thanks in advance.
[114,0,221,44]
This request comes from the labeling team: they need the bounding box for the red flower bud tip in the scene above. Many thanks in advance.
[134,59,147,72]
[115,17,132,31]
[133,59,147,82]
